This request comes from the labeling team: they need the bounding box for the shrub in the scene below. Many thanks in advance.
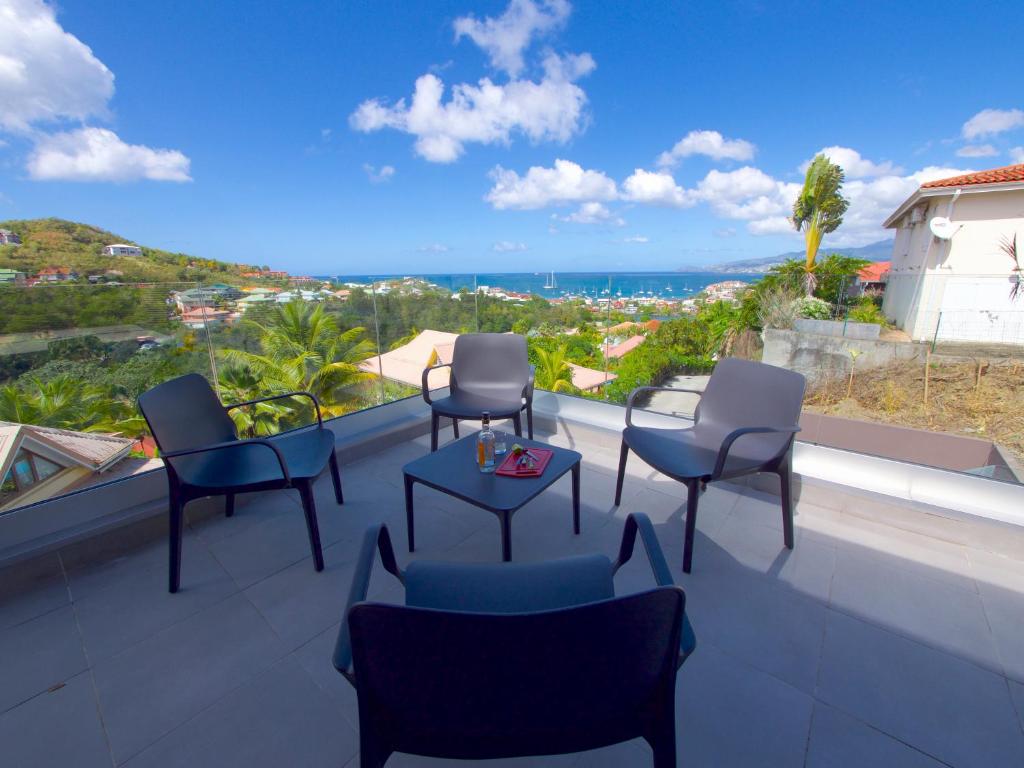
[756,287,801,330]
[792,296,832,320]
[847,298,886,325]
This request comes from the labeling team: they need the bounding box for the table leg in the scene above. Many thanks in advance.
[500,512,512,562]
[571,462,581,535]
[404,474,415,553]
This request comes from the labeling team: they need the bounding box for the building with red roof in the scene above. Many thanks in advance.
[881,163,1024,343]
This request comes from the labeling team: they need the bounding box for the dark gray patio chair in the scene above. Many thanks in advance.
[333,513,695,768]
[138,373,343,593]
[615,358,805,573]
[421,333,534,451]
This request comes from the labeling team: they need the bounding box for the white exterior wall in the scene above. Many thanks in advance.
[883,188,1024,343]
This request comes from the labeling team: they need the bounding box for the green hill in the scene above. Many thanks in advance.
[0,218,257,284]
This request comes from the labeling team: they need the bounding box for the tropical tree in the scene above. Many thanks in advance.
[220,301,376,421]
[0,374,144,435]
[792,154,850,295]
[533,345,575,393]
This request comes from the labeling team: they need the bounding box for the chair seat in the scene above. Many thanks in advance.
[405,555,616,614]
[430,389,524,420]
[171,427,336,490]
[623,424,774,481]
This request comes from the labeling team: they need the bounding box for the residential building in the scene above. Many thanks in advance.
[102,244,143,256]
[882,163,1024,343]
[359,329,458,388]
[0,228,22,246]
[852,261,890,297]
[604,334,646,359]
[0,422,134,512]
[566,362,615,392]
[0,268,26,285]
[179,307,233,328]
[34,267,78,283]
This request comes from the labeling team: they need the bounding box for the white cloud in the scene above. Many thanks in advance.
[694,166,800,220]
[556,201,624,226]
[0,0,113,132]
[27,127,191,182]
[956,144,999,158]
[804,147,900,179]
[351,51,593,163]
[962,108,1024,140]
[1011,147,1024,164]
[621,235,649,243]
[621,169,693,208]
[417,243,450,253]
[746,217,793,235]
[493,240,528,252]
[454,0,570,77]
[486,159,617,209]
[363,163,395,183]
[656,130,755,167]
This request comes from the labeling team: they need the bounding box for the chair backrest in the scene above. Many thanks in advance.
[348,587,684,762]
[451,333,530,400]
[138,373,237,454]
[696,357,805,433]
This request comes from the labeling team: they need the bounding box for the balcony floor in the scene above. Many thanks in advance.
[2,423,1023,768]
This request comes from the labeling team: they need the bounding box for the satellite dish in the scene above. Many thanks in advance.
[929,216,957,240]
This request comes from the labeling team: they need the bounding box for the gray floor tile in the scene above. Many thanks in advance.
[0,605,87,713]
[681,564,826,693]
[830,548,1000,672]
[1010,679,1024,731]
[123,657,357,768]
[291,622,360,730]
[970,549,1024,682]
[75,541,237,662]
[0,671,111,768]
[817,610,1024,768]
[677,642,813,767]
[206,508,321,589]
[93,594,287,763]
[805,703,946,767]
[0,554,68,630]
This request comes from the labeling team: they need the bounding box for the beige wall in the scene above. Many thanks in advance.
[883,188,1024,341]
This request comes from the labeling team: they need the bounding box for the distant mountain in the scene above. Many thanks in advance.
[687,239,894,274]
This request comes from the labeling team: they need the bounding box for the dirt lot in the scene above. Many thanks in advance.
[804,358,1024,465]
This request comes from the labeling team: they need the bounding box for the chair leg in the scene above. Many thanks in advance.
[225,493,234,518]
[779,458,794,550]
[526,403,534,440]
[512,411,522,437]
[329,451,344,505]
[683,480,700,574]
[452,418,460,439]
[614,439,629,506]
[647,714,677,768]
[296,481,325,572]
[430,411,439,452]
[168,486,185,594]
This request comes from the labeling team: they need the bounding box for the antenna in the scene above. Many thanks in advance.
[929,217,958,240]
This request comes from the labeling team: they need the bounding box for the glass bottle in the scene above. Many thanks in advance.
[477,411,496,473]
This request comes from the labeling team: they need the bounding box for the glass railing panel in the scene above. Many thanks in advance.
[0,281,218,514]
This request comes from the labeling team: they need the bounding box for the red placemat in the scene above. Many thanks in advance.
[495,448,554,477]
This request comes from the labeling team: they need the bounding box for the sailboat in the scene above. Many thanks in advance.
[543,271,556,289]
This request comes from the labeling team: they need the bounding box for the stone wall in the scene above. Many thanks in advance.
[762,328,926,385]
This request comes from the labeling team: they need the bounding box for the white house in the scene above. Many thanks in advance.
[103,244,143,256]
[882,163,1024,344]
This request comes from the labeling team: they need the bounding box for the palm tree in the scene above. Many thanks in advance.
[533,345,575,393]
[792,154,849,295]
[0,374,143,435]
[221,301,376,420]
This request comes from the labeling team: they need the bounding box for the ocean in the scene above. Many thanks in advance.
[321,271,763,301]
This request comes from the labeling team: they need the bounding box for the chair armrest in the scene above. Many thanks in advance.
[226,391,324,428]
[611,513,673,586]
[160,438,292,484]
[421,363,452,405]
[625,386,705,427]
[711,425,801,480]
[611,513,696,667]
[333,524,404,683]
[523,364,536,403]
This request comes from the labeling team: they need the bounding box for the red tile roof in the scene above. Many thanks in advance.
[858,261,890,282]
[921,163,1024,189]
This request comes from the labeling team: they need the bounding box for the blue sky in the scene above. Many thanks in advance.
[1,0,1023,274]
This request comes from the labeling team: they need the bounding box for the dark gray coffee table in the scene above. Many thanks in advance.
[403,434,582,561]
